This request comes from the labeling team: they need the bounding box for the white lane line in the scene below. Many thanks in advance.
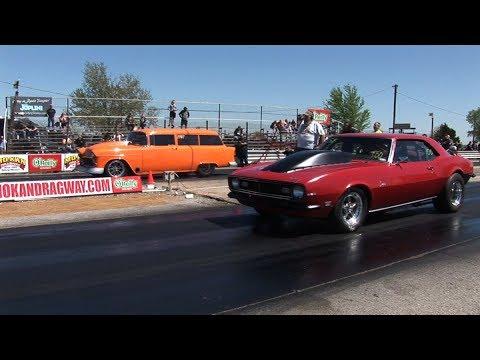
[215,233,480,315]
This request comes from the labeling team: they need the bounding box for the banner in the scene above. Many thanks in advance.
[0,154,29,173]
[111,176,143,194]
[28,154,62,173]
[62,153,79,171]
[308,108,331,126]
[0,176,143,201]
[12,97,52,117]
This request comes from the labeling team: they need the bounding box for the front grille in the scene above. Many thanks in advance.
[234,178,293,200]
[80,157,96,167]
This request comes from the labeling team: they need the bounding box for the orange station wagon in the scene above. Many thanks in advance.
[78,128,236,177]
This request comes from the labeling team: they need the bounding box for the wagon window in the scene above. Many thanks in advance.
[150,134,175,146]
[178,135,199,145]
[127,131,147,146]
[199,135,223,145]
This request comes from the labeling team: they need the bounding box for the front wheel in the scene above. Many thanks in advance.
[197,163,215,177]
[330,187,368,233]
[105,160,128,177]
[433,173,465,213]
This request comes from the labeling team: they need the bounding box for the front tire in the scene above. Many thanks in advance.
[105,160,128,177]
[433,173,465,213]
[330,187,368,233]
[197,163,215,177]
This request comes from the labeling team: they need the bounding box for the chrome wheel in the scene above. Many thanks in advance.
[450,180,463,207]
[341,192,363,228]
[106,160,126,177]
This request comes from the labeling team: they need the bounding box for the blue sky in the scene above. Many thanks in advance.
[1,45,479,142]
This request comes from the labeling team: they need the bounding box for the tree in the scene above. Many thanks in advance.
[70,62,157,130]
[466,108,480,142]
[324,84,371,132]
[433,123,461,145]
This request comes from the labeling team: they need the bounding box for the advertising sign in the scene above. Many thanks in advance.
[111,176,143,194]
[28,154,62,173]
[62,153,79,171]
[0,177,113,201]
[308,108,331,126]
[11,97,53,117]
[0,154,29,173]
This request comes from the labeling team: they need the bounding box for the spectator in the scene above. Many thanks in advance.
[74,135,86,148]
[0,135,6,153]
[235,135,249,167]
[46,105,56,129]
[234,125,244,140]
[15,122,27,139]
[139,113,147,129]
[295,111,326,151]
[290,119,297,132]
[440,134,454,150]
[168,100,177,128]
[465,141,473,151]
[125,113,135,132]
[179,107,190,129]
[26,124,38,139]
[473,140,479,151]
[61,136,74,153]
[373,122,383,133]
[59,112,70,132]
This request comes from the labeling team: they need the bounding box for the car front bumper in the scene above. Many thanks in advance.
[228,190,330,218]
[76,166,105,175]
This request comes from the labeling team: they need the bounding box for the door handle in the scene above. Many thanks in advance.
[427,166,434,171]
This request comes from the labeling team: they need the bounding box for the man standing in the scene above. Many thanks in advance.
[46,105,56,129]
[235,135,249,167]
[373,122,383,133]
[179,107,190,129]
[168,100,177,128]
[440,134,454,150]
[139,113,147,129]
[125,113,135,132]
[0,135,6,154]
[295,111,325,151]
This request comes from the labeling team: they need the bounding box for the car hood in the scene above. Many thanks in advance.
[232,159,383,184]
[84,141,139,156]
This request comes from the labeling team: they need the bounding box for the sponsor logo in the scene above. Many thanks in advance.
[0,156,27,170]
[64,154,79,167]
[114,178,139,190]
[313,112,328,122]
[32,158,57,168]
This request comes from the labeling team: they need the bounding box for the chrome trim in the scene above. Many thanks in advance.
[369,196,437,213]
[387,138,396,164]
[233,189,292,200]
[307,205,321,209]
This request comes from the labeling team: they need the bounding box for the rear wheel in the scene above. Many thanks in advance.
[433,173,464,213]
[105,160,128,177]
[330,187,368,233]
[197,163,215,177]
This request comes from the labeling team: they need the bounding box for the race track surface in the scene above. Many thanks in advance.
[1,182,480,314]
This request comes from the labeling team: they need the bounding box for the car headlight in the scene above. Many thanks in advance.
[231,178,240,189]
[292,185,305,199]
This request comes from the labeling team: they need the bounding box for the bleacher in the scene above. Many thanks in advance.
[458,151,480,166]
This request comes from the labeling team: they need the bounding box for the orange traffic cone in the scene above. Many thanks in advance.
[147,170,155,190]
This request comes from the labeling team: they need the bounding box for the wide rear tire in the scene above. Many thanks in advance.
[433,173,465,213]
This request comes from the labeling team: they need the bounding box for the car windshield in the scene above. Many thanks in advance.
[126,131,147,146]
[319,136,392,162]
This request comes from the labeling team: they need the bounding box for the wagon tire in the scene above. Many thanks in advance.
[433,173,464,213]
[197,163,215,177]
[330,187,368,233]
[105,160,128,177]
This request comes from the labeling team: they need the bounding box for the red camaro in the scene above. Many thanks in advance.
[228,133,476,232]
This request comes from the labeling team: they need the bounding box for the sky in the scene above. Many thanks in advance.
[1,45,479,142]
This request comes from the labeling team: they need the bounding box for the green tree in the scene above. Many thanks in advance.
[70,62,156,130]
[466,108,480,142]
[324,84,371,132]
[433,123,461,145]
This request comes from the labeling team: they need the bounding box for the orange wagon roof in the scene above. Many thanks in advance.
[138,128,221,136]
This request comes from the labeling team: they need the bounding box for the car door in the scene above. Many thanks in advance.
[392,140,439,202]
[176,134,195,171]
[142,134,179,172]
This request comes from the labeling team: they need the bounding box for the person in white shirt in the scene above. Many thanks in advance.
[168,100,177,128]
[295,111,326,151]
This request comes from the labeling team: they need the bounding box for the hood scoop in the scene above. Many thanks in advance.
[263,150,353,173]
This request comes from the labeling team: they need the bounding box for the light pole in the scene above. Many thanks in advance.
[429,112,434,137]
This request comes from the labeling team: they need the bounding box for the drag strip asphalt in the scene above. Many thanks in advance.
[1,182,480,314]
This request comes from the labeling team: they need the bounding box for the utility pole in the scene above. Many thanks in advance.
[429,113,434,138]
[392,84,398,133]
